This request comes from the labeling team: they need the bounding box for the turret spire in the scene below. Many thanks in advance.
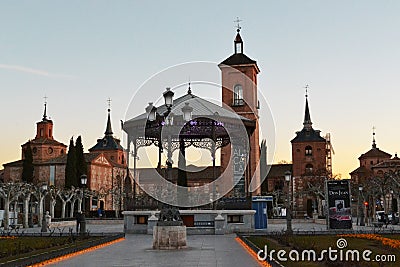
[303,85,312,130]
[105,98,113,136]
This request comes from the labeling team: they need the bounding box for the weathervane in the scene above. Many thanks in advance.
[107,98,112,111]
[234,17,242,32]
[304,84,309,98]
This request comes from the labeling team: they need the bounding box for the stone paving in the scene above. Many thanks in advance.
[46,234,261,267]
[9,219,400,266]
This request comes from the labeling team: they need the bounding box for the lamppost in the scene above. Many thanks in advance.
[40,184,48,232]
[359,185,365,226]
[146,87,192,220]
[80,174,87,233]
[285,171,293,234]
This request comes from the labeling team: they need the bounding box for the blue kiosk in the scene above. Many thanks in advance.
[252,196,273,229]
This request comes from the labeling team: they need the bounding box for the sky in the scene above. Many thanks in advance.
[1,1,400,178]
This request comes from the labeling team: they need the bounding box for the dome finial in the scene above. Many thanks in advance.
[372,126,377,148]
[43,95,48,121]
[187,81,192,95]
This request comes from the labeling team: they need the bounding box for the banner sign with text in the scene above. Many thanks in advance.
[326,180,352,229]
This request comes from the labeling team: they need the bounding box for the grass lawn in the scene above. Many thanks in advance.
[0,235,102,264]
[247,234,400,267]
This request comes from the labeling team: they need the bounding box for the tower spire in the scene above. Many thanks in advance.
[105,98,113,136]
[303,85,312,130]
[372,126,376,148]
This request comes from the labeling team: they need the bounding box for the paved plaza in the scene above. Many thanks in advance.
[10,219,400,266]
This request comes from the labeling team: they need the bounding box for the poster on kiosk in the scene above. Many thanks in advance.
[326,180,352,229]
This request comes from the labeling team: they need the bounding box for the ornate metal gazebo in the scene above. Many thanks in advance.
[122,86,256,209]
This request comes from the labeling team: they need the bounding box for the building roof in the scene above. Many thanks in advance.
[124,90,254,126]
[220,53,258,67]
[22,138,67,147]
[267,164,293,178]
[349,166,368,176]
[358,147,391,160]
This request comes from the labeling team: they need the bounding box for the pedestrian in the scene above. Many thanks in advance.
[76,211,82,233]
[97,208,103,219]
[385,214,389,228]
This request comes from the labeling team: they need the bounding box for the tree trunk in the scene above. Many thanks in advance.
[70,199,76,217]
[38,197,44,227]
[61,200,66,218]
[50,199,56,218]
[3,198,10,230]
[23,196,30,228]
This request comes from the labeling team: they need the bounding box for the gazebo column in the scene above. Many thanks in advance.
[133,139,137,209]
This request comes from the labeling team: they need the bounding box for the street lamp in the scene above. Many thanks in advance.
[80,174,87,233]
[285,170,293,234]
[359,185,365,226]
[41,184,48,232]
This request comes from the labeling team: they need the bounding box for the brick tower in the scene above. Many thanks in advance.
[219,26,261,196]
[291,93,327,216]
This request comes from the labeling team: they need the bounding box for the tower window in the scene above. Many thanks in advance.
[305,164,313,174]
[305,146,312,156]
[235,42,242,54]
[233,84,244,106]
[40,128,44,137]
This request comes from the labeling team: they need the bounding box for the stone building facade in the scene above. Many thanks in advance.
[2,104,129,213]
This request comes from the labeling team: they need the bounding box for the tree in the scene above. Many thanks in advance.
[22,143,34,183]
[0,183,23,230]
[75,136,87,186]
[65,137,77,188]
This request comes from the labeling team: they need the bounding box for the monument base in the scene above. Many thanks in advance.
[153,225,187,250]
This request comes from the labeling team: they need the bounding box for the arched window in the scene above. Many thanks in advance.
[305,146,312,156]
[305,164,313,174]
[233,84,244,106]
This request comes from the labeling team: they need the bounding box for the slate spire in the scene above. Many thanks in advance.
[105,108,113,136]
[303,92,312,130]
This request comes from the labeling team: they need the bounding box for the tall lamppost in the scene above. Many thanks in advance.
[80,174,87,233]
[285,171,293,234]
[146,88,192,219]
[359,185,365,226]
[41,184,48,232]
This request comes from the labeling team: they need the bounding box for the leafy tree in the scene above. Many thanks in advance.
[75,136,87,186]
[22,143,34,183]
[65,137,77,188]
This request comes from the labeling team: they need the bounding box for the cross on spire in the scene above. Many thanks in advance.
[234,17,242,32]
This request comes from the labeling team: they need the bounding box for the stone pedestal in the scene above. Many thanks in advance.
[153,225,187,249]
[214,213,225,235]
[147,212,158,235]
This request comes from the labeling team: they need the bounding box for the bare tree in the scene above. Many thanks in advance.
[57,187,75,218]
[20,183,35,228]
[0,183,23,230]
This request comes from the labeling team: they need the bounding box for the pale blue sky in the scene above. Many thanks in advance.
[1,1,400,177]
